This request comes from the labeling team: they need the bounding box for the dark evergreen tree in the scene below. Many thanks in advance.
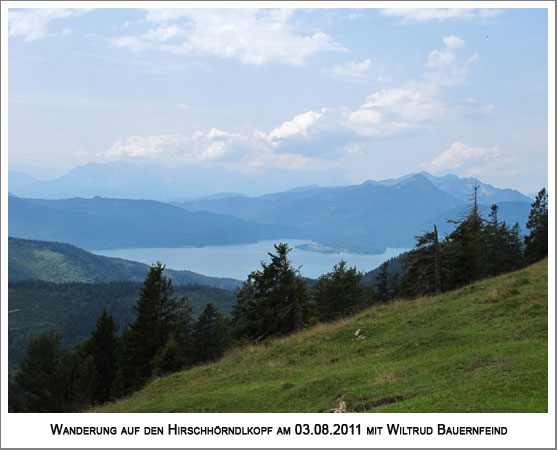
[70,354,97,410]
[9,331,73,412]
[374,261,394,302]
[400,186,530,298]
[525,188,548,262]
[232,243,308,343]
[444,185,485,288]
[192,303,231,364]
[311,261,366,321]
[483,205,525,275]
[399,224,445,297]
[86,308,119,404]
[117,262,191,392]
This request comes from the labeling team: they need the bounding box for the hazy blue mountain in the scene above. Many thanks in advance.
[8,196,304,251]
[8,171,38,193]
[8,237,242,290]
[174,173,532,252]
[196,192,249,200]
[7,161,338,201]
[377,172,530,203]
[172,184,332,222]
[418,172,530,203]
[8,162,236,200]
[175,174,462,250]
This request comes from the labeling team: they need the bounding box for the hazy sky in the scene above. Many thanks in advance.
[7,6,550,194]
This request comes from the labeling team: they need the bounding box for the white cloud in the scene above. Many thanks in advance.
[103,135,186,159]
[99,36,484,174]
[381,8,502,23]
[207,128,241,140]
[267,110,325,141]
[425,35,477,87]
[423,142,501,172]
[8,8,89,42]
[100,130,250,164]
[109,9,345,66]
[361,82,442,121]
[328,59,372,82]
[177,103,192,110]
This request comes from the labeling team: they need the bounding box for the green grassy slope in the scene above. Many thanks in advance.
[97,259,548,413]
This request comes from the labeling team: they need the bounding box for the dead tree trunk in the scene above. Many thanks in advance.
[433,224,442,295]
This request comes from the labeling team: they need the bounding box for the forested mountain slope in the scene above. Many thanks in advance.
[8,237,242,290]
[8,196,303,250]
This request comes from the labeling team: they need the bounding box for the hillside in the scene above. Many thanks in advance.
[8,280,237,373]
[96,259,547,413]
[8,196,303,250]
[8,237,242,290]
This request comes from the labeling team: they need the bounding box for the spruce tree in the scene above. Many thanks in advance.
[525,188,548,262]
[374,261,393,302]
[399,225,444,297]
[118,262,190,391]
[311,261,365,322]
[232,243,308,343]
[9,331,73,412]
[86,308,119,404]
[445,185,485,288]
[192,303,230,365]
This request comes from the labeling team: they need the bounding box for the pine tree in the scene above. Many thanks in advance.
[118,262,191,391]
[86,308,119,404]
[374,261,393,302]
[525,188,548,262]
[311,261,365,322]
[232,243,308,343]
[9,331,73,412]
[192,303,230,364]
[399,225,444,297]
[445,185,485,287]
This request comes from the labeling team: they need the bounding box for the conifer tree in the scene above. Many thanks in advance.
[118,262,191,391]
[525,188,548,262]
[9,331,73,412]
[192,303,230,364]
[445,185,485,287]
[311,261,365,321]
[374,261,394,302]
[232,243,308,343]
[86,308,119,403]
[399,225,444,296]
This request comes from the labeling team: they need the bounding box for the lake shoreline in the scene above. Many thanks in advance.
[92,240,410,280]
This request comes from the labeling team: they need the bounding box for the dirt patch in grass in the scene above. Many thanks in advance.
[350,394,404,411]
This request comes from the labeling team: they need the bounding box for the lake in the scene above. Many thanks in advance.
[93,239,410,281]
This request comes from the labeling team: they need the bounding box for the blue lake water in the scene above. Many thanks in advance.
[93,240,410,281]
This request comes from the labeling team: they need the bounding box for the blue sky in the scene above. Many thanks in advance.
[6,6,550,195]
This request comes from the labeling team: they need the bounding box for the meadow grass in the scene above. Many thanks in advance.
[95,259,548,413]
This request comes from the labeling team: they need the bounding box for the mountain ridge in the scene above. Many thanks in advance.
[8,237,242,290]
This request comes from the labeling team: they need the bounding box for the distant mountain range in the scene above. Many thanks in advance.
[8,161,533,204]
[8,161,274,201]
[173,172,532,250]
[8,196,303,251]
[8,163,534,254]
